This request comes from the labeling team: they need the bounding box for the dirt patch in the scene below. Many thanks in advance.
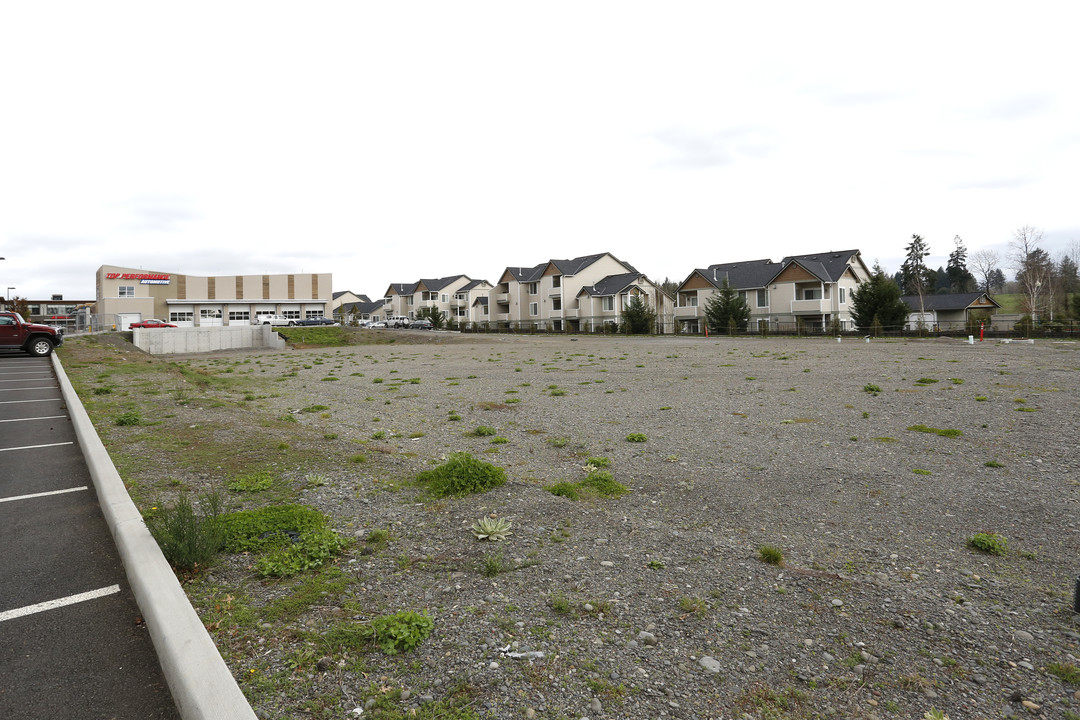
[61,334,1080,720]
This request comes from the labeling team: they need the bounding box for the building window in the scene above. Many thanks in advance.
[679,293,697,307]
[756,290,769,308]
[229,311,250,321]
[839,288,846,304]
[200,308,222,319]
[283,310,301,319]
[803,288,821,301]
[482,305,489,316]
[601,297,615,311]
[552,297,562,311]
[529,302,538,316]
[455,307,467,317]
[170,311,194,322]
[528,282,538,295]
[552,275,561,288]
[119,286,135,298]
[738,290,747,302]
[406,296,413,306]
[305,310,323,318]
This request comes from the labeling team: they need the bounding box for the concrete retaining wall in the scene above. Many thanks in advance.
[133,325,286,354]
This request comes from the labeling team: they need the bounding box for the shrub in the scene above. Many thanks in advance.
[369,611,434,655]
[473,425,497,437]
[227,470,274,492]
[863,384,881,396]
[481,550,508,577]
[984,460,1005,468]
[147,491,225,572]
[490,436,509,444]
[579,469,628,497]
[758,544,784,566]
[115,410,142,426]
[967,532,1008,556]
[220,504,346,577]
[907,424,963,438]
[625,433,648,443]
[416,452,507,498]
[550,593,571,614]
[586,456,612,468]
[545,482,580,500]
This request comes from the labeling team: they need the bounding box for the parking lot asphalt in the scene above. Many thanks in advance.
[0,350,180,719]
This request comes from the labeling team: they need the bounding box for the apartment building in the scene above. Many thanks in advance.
[383,275,492,323]
[489,252,672,332]
[675,250,871,333]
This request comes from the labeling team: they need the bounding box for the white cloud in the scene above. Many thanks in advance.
[1,1,1077,300]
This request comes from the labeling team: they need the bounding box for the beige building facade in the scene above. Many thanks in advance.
[95,265,332,329]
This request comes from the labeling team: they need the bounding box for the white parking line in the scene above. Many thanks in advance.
[0,441,74,453]
[0,585,122,623]
[0,415,68,424]
[0,386,57,392]
[0,486,88,504]
[0,398,61,405]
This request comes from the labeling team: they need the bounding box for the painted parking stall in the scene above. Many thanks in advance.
[0,352,180,719]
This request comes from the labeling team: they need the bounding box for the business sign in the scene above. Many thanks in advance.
[106,273,171,285]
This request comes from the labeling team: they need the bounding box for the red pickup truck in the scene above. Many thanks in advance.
[0,311,64,356]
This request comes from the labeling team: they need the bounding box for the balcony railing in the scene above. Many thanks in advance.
[495,293,509,304]
[674,305,700,318]
[791,299,828,313]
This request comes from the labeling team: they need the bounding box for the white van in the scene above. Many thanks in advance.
[385,316,411,328]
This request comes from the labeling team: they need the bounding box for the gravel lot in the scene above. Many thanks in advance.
[72,332,1080,719]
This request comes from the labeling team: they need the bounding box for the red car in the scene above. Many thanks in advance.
[129,319,177,329]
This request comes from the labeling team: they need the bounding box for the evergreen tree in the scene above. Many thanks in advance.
[851,270,908,333]
[415,306,446,329]
[620,294,657,334]
[900,233,931,317]
[988,268,1007,293]
[945,235,976,293]
[703,279,750,334]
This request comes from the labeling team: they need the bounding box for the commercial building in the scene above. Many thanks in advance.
[95,265,332,330]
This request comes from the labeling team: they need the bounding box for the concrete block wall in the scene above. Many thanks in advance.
[133,325,287,354]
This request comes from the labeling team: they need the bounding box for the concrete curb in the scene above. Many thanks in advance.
[53,354,257,720]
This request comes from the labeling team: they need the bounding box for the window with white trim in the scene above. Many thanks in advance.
[839,288,846,304]
[118,286,135,297]
[552,275,561,288]
[552,296,562,311]
[601,296,614,311]
[200,308,222,319]
[528,282,538,295]
[305,310,323,318]
[170,311,194,322]
[229,311,250,321]
[482,305,489,315]
[283,310,301,319]
[802,288,821,300]
[756,289,769,307]
[529,302,538,316]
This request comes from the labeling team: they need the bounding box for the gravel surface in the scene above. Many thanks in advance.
[73,332,1080,719]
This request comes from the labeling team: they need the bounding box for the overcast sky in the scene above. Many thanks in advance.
[2,2,1077,301]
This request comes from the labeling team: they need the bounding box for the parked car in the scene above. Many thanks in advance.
[0,311,64,356]
[129,319,177,329]
[410,319,434,330]
[385,316,411,328]
[295,317,337,326]
[368,321,388,329]
[251,315,291,327]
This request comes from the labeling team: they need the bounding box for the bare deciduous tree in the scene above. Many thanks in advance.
[969,248,1000,295]
[1009,225,1052,320]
